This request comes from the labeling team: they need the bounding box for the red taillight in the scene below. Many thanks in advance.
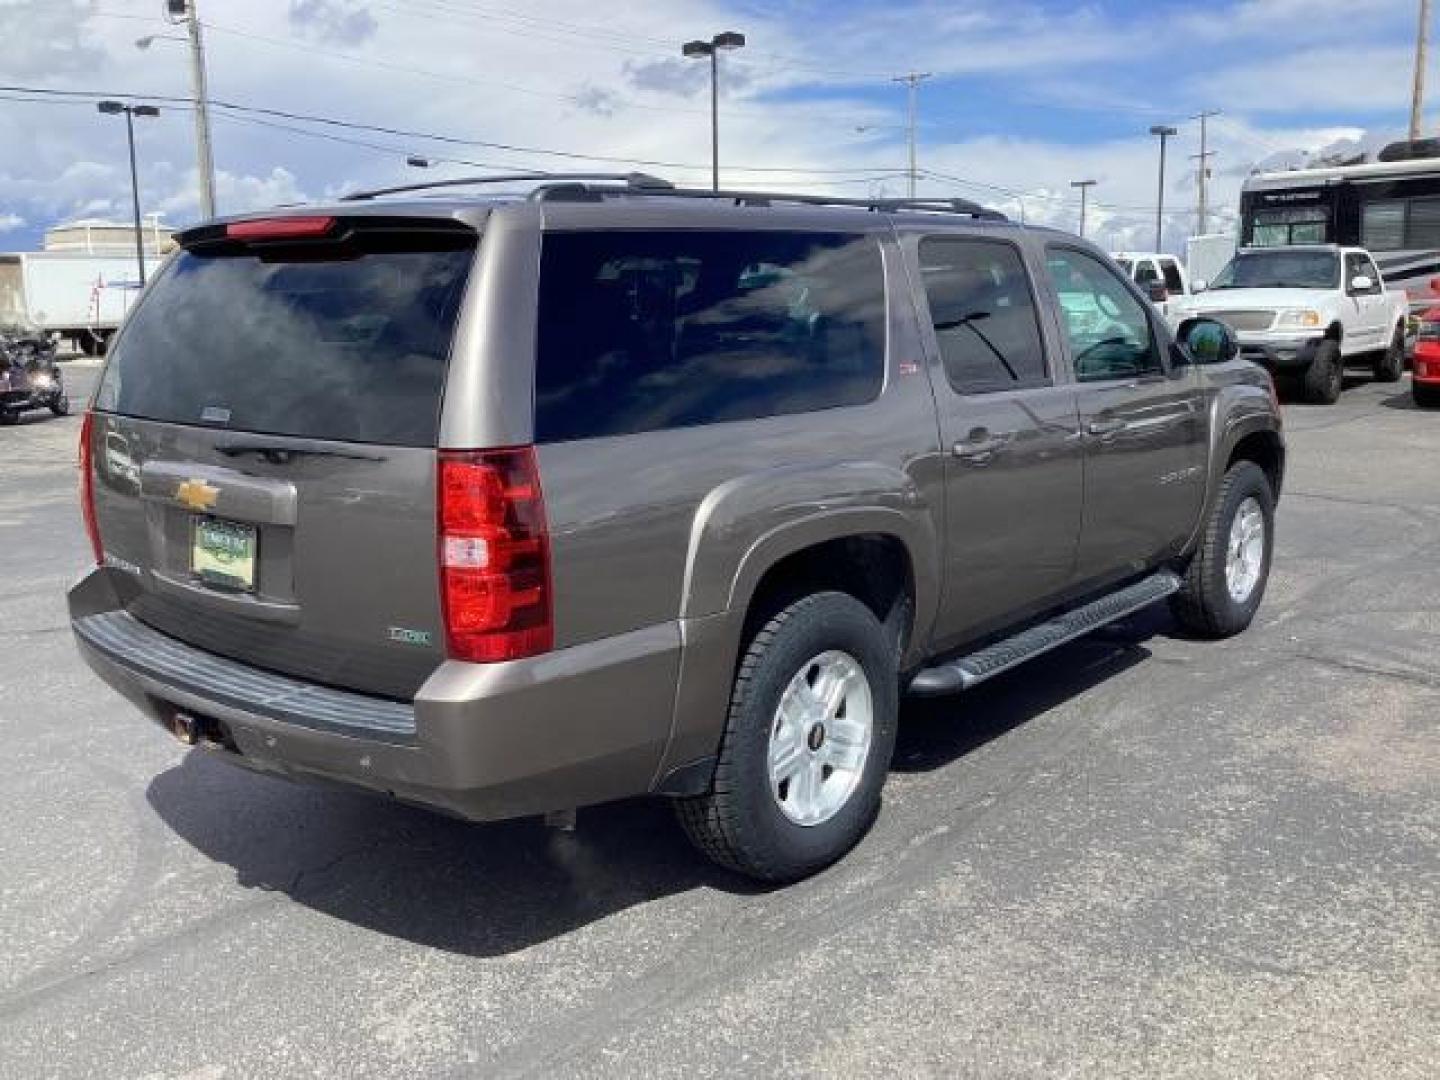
[78,410,103,564]
[225,216,335,241]
[438,447,552,663]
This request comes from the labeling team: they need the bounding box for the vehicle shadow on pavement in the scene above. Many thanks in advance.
[147,757,748,957]
[891,606,1161,774]
[143,607,1166,958]
[1381,390,1428,411]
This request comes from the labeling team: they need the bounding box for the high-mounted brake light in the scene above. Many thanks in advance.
[438,447,552,663]
[78,410,103,565]
[225,216,336,241]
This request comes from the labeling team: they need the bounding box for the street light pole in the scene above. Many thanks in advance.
[1070,179,1097,238]
[98,102,160,286]
[683,31,746,191]
[1150,124,1178,252]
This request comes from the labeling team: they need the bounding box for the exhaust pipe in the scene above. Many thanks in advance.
[169,711,200,746]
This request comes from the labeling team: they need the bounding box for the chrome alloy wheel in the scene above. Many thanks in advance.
[1226,496,1266,603]
[767,650,874,827]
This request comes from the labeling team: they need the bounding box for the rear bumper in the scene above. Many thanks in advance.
[1412,346,1440,384]
[69,566,680,821]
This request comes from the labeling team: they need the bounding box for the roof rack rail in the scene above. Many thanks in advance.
[533,182,1008,220]
[341,171,672,202]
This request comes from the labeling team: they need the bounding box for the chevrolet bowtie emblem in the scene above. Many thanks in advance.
[175,478,219,512]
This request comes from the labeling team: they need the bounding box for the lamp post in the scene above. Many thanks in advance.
[1070,179,1097,238]
[1149,124,1178,252]
[682,31,746,191]
[97,101,160,286]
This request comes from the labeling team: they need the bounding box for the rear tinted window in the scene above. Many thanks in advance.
[534,230,885,442]
[918,236,1048,394]
[97,241,473,446]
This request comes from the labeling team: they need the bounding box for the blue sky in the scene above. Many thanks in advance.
[0,0,1429,253]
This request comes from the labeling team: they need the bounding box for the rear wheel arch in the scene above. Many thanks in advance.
[739,532,920,665]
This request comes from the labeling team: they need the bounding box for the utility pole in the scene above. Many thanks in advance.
[1150,124,1178,252]
[184,0,216,219]
[1412,0,1432,141]
[1191,110,1220,236]
[1070,179,1096,238]
[151,1,217,218]
[893,72,931,198]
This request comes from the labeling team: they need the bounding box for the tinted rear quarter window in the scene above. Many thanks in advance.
[534,229,886,442]
[97,235,474,446]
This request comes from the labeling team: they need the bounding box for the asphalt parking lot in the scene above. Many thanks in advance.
[1,363,1436,1079]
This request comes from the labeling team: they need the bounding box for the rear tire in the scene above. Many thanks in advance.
[1171,461,1275,638]
[1415,382,1440,408]
[1301,339,1343,404]
[49,393,70,417]
[1373,326,1404,383]
[0,410,17,426]
[676,591,898,882]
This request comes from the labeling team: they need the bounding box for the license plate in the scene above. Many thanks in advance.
[192,517,257,592]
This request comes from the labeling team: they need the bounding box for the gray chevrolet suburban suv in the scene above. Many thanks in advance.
[69,174,1284,882]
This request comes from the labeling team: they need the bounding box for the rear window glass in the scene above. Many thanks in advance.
[534,229,885,442]
[96,241,473,446]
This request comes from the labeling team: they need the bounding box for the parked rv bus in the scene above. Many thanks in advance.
[1240,139,1440,313]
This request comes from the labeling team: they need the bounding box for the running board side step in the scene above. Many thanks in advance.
[907,570,1181,697]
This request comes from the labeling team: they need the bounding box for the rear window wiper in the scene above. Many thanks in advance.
[215,442,388,464]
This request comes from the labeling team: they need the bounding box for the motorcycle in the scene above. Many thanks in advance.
[0,330,69,425]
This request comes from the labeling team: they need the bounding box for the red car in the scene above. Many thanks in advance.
[1415,307,1440,407]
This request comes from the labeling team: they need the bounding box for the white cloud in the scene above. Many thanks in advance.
[0,212,25,232]
[0,0,105,79]
[0,0,1425,260]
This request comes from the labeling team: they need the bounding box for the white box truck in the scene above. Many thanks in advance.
[0,251,156,355]
[1185,233,1238,289]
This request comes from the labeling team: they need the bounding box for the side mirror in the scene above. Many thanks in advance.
[1146,281,1169,303]
[1192,278,1208,293]
[1176,316,1238,365]
[1349,274,1374,293]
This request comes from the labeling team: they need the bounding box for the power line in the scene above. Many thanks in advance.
[918,167,1199,217]
[0,83,895,175]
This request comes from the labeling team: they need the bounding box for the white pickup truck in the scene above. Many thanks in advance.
[1174,245,1408,404]
[1112,251,1193,322]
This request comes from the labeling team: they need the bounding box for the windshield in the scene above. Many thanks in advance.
[1210,250,1338,290]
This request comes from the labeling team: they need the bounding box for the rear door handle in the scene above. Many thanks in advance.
[1086,418,1127,437]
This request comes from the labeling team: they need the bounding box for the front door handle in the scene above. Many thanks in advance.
[1086,418,1127,438]
[953,434,1010,463]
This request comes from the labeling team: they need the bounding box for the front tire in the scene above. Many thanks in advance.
[1171,461,1275,638]
[49,392,70,417]
[1374,326,1405,383]
[1302,339,1343,404]
[676,591,899,882]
